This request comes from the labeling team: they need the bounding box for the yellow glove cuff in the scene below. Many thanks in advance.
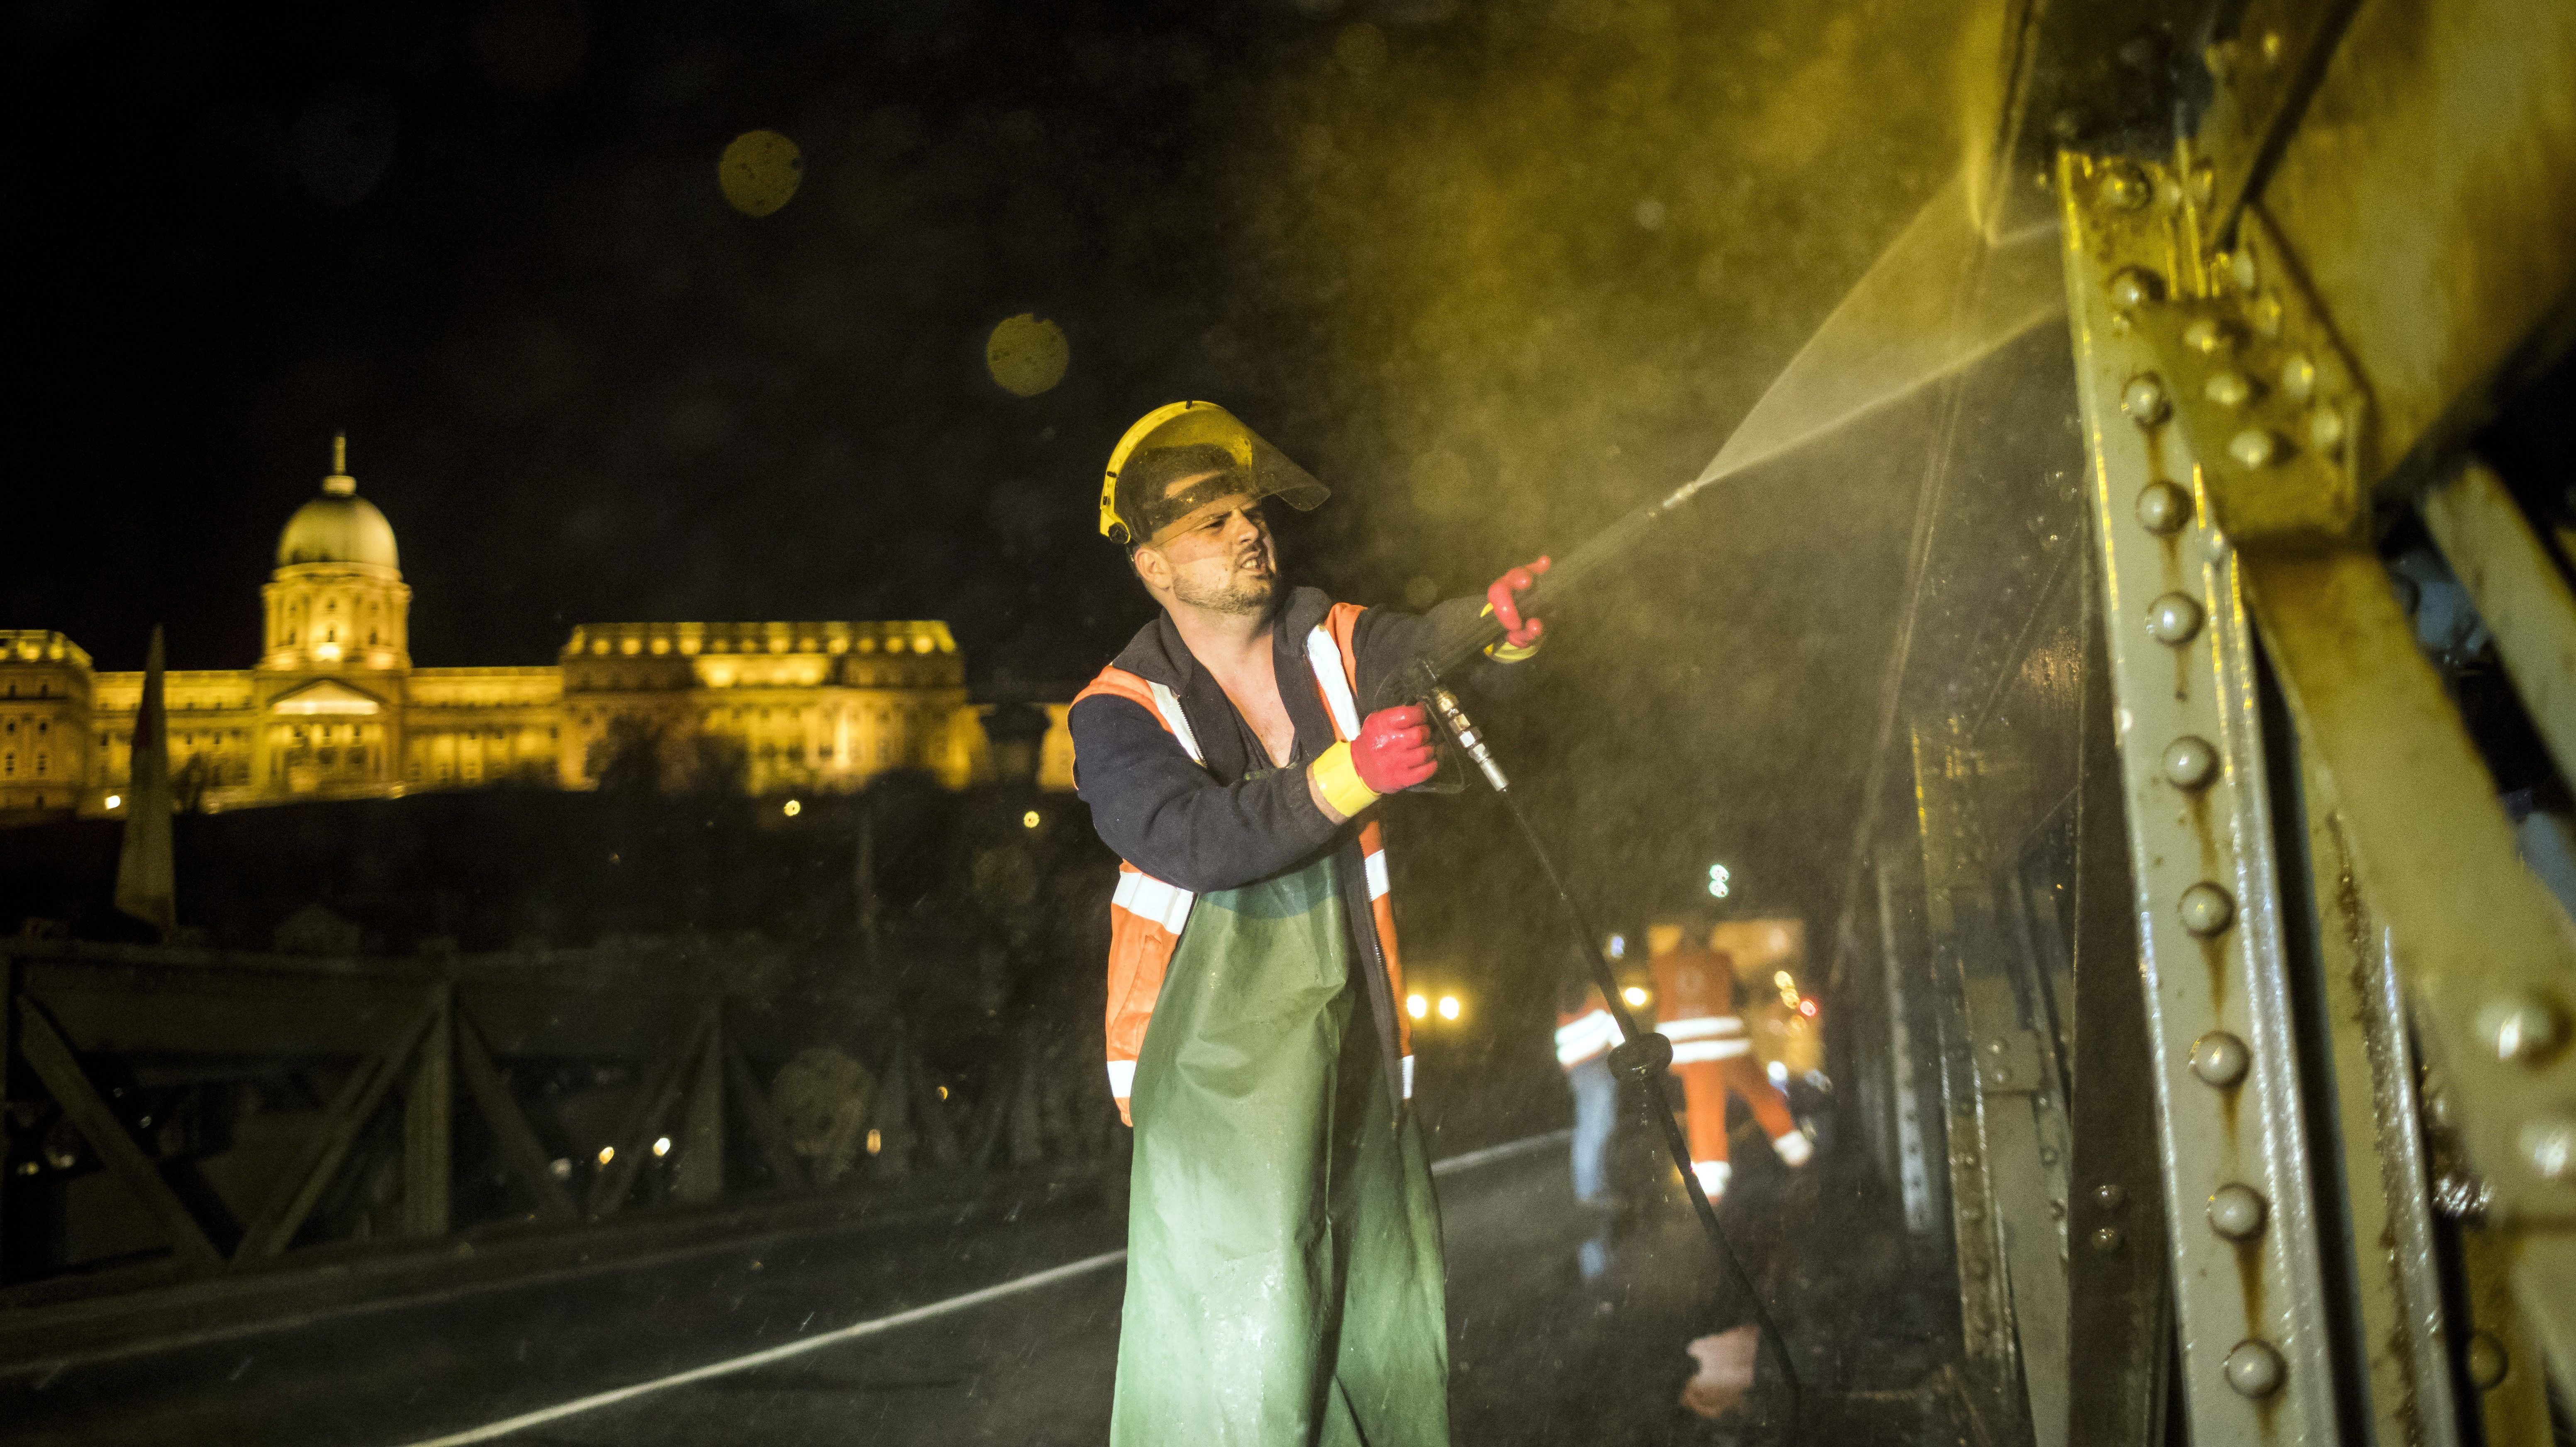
[1480,602,1544,663]
[1310,741,1382,818]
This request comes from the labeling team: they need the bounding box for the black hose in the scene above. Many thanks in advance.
[1414,668,1802,1432]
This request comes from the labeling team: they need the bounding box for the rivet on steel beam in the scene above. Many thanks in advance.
[2191,1031,2249,1086]
[2205,371,2254,408]
[2180,882,2236,936]
[2135,480,2190,533]
[2038,1146,2058,1165]
[2146,593,2203,645]
[2280,353,2317,400]
[2227,428,2279,469]
[2122,375,2170,426]
[2520,1115,2576,1181]
[2093,1182,2128,1211]
[2162,736,2219,789]
[2091,1226,2124,1252]
[2225,1339,2285,1397]
[2100,162,2150,210]
[2107,268,2161,311]
[2466,1333,2508,1390]
[2207,1183,2268,1239]
[2184,317,2234,354]
[2306,406,2345,457]
[1960,1201,1984,1222]
[2476,992,2566,1065]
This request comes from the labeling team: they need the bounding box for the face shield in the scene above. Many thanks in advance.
[1099,402,1330,548]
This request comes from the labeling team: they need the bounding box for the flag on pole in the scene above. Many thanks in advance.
[114,626,175,938]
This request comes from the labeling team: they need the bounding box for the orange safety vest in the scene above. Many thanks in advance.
[1555,987,1617,1070]
[1073,602,1409,1122]
[1652,945,1748,1065]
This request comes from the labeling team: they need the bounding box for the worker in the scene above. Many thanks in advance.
[1648,916,1812,1201]
[1070,401,1550,1447]
[1555,951,1621,1211]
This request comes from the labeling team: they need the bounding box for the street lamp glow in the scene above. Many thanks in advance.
[1774,970,1795,989]
[652,1136,672,1158]
[1623,985,1650,1007]
[1437,994,1460,1021]
[104,794,121,809]
[1707,863,1731,899]
[782,798,802,817]
[1022,810,1041,829]
[1406,992,1428,1020]
[596,1145,615,1166]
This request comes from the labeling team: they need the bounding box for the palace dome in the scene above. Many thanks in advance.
[277,473,399,571]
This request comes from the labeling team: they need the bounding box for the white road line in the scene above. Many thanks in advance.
[395,1130,1563,1446]
[391,1250,1127,1447]
[1429,1128,1571,1177]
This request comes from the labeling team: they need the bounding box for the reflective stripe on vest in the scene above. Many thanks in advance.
[1075,604,1408,1117]
[1662,1012,1750,1063]
[1555,1008,1618,1067]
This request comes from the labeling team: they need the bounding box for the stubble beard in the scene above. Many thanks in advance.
[1171,550,1278,617]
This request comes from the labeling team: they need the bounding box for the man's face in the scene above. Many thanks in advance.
[1138,480,1276,616]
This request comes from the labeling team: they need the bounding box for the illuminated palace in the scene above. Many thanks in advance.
[0,443,1071,818]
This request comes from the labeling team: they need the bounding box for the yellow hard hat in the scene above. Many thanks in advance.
[1099,401,1329,546]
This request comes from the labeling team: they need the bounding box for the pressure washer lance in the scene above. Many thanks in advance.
[1415,663,1803,1426]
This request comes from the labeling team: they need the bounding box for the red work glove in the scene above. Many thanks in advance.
[1351,704,1438,794]
[1486,556,1551,657]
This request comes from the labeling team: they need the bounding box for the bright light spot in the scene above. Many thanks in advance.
[1707,863,1731,899]
[549,1157,571,1179]
[596,1145,615,1166]
[1437,995,1460,1021]
[936,1085,949,1100]
[782,799,801,816]
[1773,970,1795,989]
[1406,993,1428,1020]
[1799,998,1818,1018]
[313,641,343,662]
[1622,986,1650,1007]
[1767,1060,1789,1086]
[652,1136,672,1158]
[865,1128,883,1155]
[1022,810,1041,829]
[986,313,1069,397]
[1605,933,1626,959]
[719,129,803,217]
[104,794,122,809]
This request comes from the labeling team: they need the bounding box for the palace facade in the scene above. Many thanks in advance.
[0,444,1071,819]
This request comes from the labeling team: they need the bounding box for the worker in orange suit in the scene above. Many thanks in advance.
[1647,919,1811,1201]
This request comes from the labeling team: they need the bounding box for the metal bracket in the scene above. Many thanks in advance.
[2122,198,2370,545]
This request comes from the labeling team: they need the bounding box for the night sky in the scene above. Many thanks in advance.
[12,0,2006,939]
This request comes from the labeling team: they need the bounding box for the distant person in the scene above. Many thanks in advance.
[1555,952,1621,1211]
[1648,918,1811,1200]
[1068,401,1551,1446]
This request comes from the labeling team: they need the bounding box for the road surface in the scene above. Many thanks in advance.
[2,1130,1960,1445]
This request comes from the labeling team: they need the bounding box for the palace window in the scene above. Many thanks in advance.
[3,754,12,775]
[34,754,45,775]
